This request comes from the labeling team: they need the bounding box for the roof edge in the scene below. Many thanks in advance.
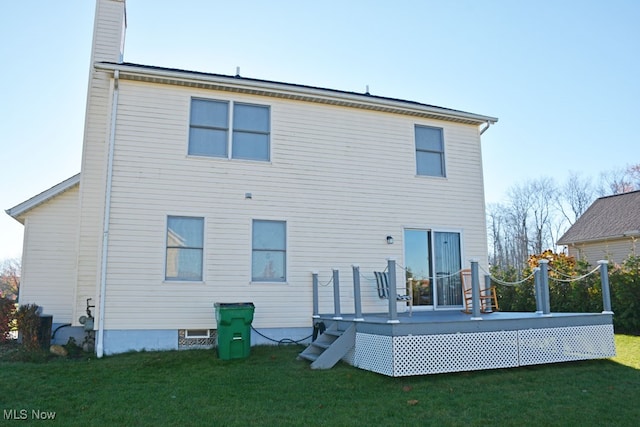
[95,62,498,126]
[558,233,638,246]
[6,173,81,220]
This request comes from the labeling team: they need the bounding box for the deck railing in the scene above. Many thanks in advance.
[311,259,613,322]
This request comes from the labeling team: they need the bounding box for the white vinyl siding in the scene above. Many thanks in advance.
[97,80,488,330]
[18,186,79,323]
[567,239,637,266]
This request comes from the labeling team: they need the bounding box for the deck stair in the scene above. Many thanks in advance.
[298,323,355,369]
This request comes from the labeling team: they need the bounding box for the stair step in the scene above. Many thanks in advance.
[298,324,356,370]
[297,352,318,362]
[311,341,331,349]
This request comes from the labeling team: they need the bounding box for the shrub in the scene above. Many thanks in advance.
[15,303,42,351]
[492,264,537,312]
[610,255,640,334]
[493,252,640,335]
[0,297,16,342]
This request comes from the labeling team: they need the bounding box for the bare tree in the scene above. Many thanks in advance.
[528,177,557,254]
[488,163,640,277]
[506,182,532,274]
[597,165,638,196]
[0,259,20,301]
[626,163,640,189]
[487,203,507,267]
[558,171,595,225]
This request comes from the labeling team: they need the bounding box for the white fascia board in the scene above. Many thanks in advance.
[95,62,498,126]
[559,235,633,246]
[5,173,81,221]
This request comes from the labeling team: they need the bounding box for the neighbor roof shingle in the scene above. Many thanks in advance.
[557,190,640,244]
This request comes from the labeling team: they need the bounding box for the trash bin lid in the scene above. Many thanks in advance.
[214,302,255,308]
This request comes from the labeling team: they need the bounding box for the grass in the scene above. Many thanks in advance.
[0,335,638,426]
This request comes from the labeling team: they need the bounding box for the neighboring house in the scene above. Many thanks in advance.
[6,0,498,356]
[558,190,640,265]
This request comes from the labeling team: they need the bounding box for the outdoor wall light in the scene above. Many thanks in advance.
[386,235,394,244]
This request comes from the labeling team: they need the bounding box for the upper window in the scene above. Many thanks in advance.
[189,98,270,161]
[166,216,204,281]
[189,99,229,157]
[415,125,445,177]
[252,220,286,282]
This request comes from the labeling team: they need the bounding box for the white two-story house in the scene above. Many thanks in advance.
[7,0,498,356]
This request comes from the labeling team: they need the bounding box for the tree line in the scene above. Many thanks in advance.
[488,163,640,274]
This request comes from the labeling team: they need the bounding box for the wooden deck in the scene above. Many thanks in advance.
[308,310,615,377]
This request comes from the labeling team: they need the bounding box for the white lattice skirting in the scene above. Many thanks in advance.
[352,324,615,377]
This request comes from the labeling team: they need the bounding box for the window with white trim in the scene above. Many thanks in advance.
[415,125,445,177]
[252,220,286,282]
[189,98,270,161]
[165,216,204,281]
[185,329,210,338]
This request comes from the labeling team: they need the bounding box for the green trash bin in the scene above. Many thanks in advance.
[214,302,255,360]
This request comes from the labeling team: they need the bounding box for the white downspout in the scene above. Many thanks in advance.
[480,121,492,135]
[96,69,119,358]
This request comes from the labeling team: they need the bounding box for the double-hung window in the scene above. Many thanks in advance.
[189,98,270,161]
[415,125,445,177]
[252,220,286,282]
[189,99,229,158]
[165,216,204,281]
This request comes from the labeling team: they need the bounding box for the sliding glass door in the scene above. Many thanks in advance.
[404,229,462,308]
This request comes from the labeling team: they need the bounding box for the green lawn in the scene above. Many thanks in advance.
[1,335,638,426]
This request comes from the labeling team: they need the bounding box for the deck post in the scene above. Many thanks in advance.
[312,272,320,318]
[387,258,399,323]
[598,260,613,314]
[533,267,543,313]
[352,265,364,321]
[332,269,342,320]
[470,260,482,320]
[539,259,551,315]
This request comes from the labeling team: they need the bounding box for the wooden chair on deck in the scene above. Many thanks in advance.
[461,269,498,313]
[374,271,413,316]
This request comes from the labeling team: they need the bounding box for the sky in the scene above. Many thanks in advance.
[1,0,638,260]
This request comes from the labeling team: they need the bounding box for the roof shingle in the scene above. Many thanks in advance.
[557,190,640,244]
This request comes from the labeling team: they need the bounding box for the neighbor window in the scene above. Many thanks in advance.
[189,98,270,161]
[165,216,204,281]
[252,220,286,282]
[415,125,445,177]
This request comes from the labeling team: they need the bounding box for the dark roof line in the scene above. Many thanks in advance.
[100,61,497,123]
[594,189,640,201]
